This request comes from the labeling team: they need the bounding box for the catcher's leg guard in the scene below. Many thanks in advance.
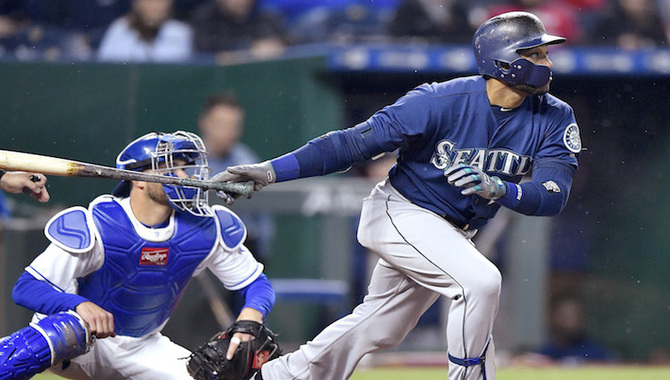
[0,310,91,380]
[448,335,492,380]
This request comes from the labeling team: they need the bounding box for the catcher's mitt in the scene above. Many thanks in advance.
[187,320,281,380]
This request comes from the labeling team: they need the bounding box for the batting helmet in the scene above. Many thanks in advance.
[113,131,212,216]
[473,11,565,88]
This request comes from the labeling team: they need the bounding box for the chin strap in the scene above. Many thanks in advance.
[448,335,492,380]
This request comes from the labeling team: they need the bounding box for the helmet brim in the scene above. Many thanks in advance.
[516,34,566,51]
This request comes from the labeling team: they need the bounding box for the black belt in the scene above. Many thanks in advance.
[442,214,471,231]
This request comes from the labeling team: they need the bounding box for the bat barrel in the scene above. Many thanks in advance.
[0,149,255,197]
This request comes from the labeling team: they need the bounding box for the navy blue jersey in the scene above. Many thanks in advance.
[361,75,578,226]
[273,75,580,229]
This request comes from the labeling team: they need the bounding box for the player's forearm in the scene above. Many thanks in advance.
[237,273,275,319]
[270,124,393,182]
[496,160,575,216]
[13,271,89,315]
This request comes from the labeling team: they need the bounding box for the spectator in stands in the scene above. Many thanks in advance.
[196,93,274,318]
[171,0,209,20]
[537,295,618,363]
[97,0,193,62]
[189,0,286,61]
[589,0,667,49]
[197,93,274,263]
[388,0,475,44]
[287,0,395,44]
[480,0,583,44]
[0,3,25,40]
[0,0,130,61]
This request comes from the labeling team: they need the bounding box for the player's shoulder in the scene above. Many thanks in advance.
[211,205,247,250]
[539,93,575,114]
[417,75,486,96]
[44,205,96,253]
[44,195,120,253]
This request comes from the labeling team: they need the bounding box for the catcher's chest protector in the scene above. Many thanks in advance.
[78,200,218,337]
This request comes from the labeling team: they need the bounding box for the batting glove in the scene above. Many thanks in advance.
[445,164,507,200]
[210,161,277,205]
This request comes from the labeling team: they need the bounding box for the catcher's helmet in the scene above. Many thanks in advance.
[113,131,212,216]
[473,11,565,88]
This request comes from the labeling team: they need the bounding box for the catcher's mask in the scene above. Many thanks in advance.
[473,11,565,88]
[113,131,212,216]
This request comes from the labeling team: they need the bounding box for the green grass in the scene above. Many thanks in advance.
[350,366,670,380]
[32,365,670,380]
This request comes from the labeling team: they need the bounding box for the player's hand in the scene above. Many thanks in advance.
[225,307,265,360]
[75,301,116,339]
[225,331,255,360]
[0,172,50,202]
[211,161,277,192]
[445,164,507,200]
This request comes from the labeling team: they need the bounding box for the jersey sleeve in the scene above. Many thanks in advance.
[271,83,440,181]
[25,241,105,295]
[198,244,264,291]
[535,99,581,167]
[361,83,438,151]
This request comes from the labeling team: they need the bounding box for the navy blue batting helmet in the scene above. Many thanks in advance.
[473,11,565,88]
[113,131,212,216]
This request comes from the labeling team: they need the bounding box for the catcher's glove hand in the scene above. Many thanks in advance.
[187,320,282,380]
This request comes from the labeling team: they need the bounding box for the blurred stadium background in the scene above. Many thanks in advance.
[2,0,670,375]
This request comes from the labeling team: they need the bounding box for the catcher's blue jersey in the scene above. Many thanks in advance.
[361,75,579,228]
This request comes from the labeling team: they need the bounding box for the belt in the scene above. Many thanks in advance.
[442,213,471,231]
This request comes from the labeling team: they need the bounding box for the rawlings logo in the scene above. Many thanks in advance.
[139,247,169,266]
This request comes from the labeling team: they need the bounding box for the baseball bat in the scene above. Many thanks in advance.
[0,149,254,197]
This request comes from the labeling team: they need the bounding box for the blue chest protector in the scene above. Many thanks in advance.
[46,198,247,338]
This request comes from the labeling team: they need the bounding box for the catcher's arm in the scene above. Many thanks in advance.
[226,308,264,360]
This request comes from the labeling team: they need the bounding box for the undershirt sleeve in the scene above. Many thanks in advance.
[237,273,275,318]
[13,271,89,314]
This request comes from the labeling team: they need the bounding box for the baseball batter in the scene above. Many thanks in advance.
[8,131,275,379]
[214,11,581,380]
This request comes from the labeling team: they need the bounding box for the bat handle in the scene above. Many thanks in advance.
[216,180,255,198]
[234,181,254,198]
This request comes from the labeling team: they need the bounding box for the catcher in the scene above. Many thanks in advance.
[8,131,277,379]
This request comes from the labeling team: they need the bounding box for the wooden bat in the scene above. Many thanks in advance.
[0,149,254,197]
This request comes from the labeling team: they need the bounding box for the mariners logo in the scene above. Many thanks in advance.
[563,123,582,153]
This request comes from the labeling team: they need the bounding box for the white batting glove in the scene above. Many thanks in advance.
[445,164,507,200]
